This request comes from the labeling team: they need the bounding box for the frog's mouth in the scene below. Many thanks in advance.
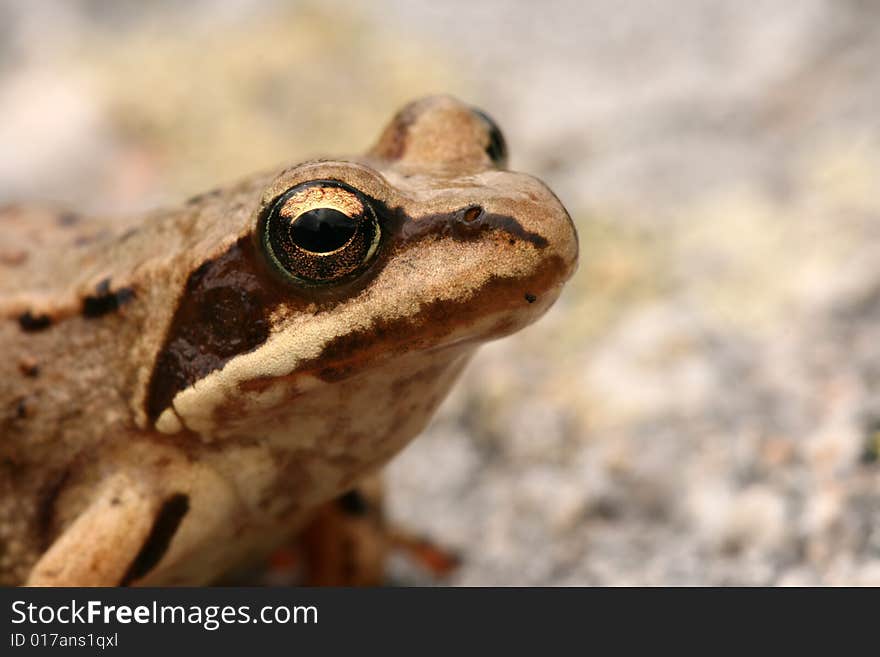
[292,253,571,381]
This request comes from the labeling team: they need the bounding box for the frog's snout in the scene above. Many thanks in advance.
[505,176,579,291]
[543,193,579,283]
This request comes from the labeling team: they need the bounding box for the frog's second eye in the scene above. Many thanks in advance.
[261,181,381,284]
[472,107,508,168]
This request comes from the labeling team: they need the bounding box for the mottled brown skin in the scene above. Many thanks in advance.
[0,96,578,586]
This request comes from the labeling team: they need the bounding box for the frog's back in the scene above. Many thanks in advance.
[0,171,270,301]
[0,204,113,299]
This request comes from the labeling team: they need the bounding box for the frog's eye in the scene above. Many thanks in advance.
[260,181,381,284]
[472,107,508,168]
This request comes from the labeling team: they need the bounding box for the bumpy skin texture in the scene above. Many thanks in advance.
[0,96,578,586]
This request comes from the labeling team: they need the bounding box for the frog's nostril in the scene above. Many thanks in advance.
[462,206,483,223]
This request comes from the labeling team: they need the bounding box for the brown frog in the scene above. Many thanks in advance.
[0,96,578,585]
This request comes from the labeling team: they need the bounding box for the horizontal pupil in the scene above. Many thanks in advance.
[289,208,358,253]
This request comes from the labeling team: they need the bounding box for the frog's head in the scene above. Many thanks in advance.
[148,96,576,484]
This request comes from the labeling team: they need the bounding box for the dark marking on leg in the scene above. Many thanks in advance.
[36,469,71,548]
[120,493,190,585]
[82,278,135,318]
[525,293,537,303]
[18,311,52,332]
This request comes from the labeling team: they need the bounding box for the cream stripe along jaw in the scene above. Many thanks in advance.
[0,95,577,585]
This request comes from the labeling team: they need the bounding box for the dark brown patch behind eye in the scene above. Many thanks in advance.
[145,233,364,424]
[145,239,275,423]
[146,205,400,424]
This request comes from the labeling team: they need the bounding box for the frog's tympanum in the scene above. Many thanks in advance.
[0,96,578,585]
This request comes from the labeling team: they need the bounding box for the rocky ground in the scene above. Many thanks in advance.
[2,0,878,585]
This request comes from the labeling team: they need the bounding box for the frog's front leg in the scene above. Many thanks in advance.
[292,475,459,586]
[298,476,388,586]
[26,471,165,586]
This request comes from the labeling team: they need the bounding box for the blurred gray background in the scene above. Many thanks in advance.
[2,0,879,584]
